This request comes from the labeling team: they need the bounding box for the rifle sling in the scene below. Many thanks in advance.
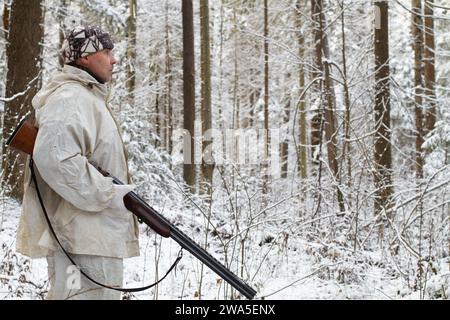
[29,157,183,293]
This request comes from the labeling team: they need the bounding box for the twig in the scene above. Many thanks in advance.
[257,262,341,299]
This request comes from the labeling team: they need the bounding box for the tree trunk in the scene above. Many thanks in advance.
[1,0,44,200]
[200,0,214,198]
[412,0,424,179]
[373,1,393,219]
[296,0,307,180]
[231,6,240,190]
[340,0,352,190]
[280,97,289,178]
[262,0,270,198]
[126,0,137,104]
[2,1,10,40]
[154,69,161,148]
[423,0,436,135]
[165,0,173,156]
[58,0,67,68]
[217,0,225,132]
[311,0,344,212]
[182,0,196,190]
[310,0,323,167]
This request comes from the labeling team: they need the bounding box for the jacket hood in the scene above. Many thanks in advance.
[32,65,109,110]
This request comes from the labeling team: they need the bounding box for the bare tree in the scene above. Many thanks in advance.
[340,0,352,190]
[373,1,393,219]
[126,0,137,104]
[311,0,344,212]
[57,0,68,68]
[182,0,196,190]
[295,0,307,180]
[164,0,173,156]
[262,0,270,198]
[1,0,44,199]
[2,0,10,40]
[423,0,436,135]
[280,78,290,179]
[412,0,424,179]
[200,0,214,198]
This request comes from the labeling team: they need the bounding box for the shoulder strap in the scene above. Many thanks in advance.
[29,157,182,293]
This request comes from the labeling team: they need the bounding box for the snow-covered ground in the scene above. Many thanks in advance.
[1,197,448,300]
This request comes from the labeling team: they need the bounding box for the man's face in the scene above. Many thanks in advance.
[78,49,117,83]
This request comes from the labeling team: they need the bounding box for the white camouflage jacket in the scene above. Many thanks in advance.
[16,65,140,259]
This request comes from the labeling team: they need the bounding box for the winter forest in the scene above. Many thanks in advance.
[0,0,449,300]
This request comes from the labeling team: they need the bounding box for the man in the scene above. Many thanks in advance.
[16,26,140,300]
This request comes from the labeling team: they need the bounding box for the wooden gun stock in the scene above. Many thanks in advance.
[6,114,257,299]
[6,115,37,156]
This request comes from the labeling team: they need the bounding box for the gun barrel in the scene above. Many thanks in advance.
[170,225,257,299]
[127,189,256,299]
[105,169,256,299]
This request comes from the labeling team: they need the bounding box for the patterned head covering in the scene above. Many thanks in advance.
[61,26,114,64]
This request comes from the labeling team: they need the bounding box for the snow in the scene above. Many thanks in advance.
[1,0,449,301]
[1,196,448,300]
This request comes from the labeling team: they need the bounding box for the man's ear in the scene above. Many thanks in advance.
[75,56,90,67]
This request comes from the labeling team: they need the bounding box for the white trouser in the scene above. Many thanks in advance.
[46,250,123,300]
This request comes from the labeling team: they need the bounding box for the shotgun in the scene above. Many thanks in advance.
[6,114,257,300]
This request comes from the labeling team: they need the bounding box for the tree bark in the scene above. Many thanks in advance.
[423,0,436,135]
[126,0,137,104]
[311,0,344,212]
[58,0,67,68]
[154,69,161,148]
[340,0,352,190]
[412,0,424,179]
[296,0,307,180]
[182,0,196,190]
[165,0,173,156]
[231,5,240,190]
[373,1,393,218]
[2,1,9,40]
[280,96,289,178]
[262,0,270,198]
[310,0,323,166]
[200,0,214,198]
[1,0,44,199]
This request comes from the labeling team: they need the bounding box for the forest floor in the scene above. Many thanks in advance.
[1,197,448,300]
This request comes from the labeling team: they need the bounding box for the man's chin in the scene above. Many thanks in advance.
[98,74,111,84]
[104,73,113,83]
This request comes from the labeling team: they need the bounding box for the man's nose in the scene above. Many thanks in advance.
[111,56,117,65]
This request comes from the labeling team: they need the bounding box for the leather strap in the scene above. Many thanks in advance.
[29,157,182,293]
